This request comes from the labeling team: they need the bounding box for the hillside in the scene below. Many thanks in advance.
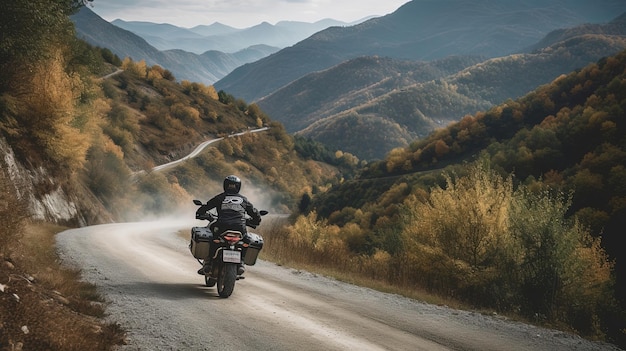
[302,49,626,346]
[71,7,279,85]
[257,55,488,158]
[258,17,626,160]
[1,2,354,347]
[215,0,626,103]
[78,64,348,220]
[524,12,626,52]
[2,2,348,226]
[310,49,626,269]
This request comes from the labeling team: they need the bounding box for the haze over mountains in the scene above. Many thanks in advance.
[72,8,276,84]
[72,8,365,84]
[111,18,365,54]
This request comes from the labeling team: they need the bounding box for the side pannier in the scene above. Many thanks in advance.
[190,227,213,259]
[243,232,264,265]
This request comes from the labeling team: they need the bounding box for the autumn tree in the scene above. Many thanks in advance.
[0,0,95,173]
[0,1,87,89]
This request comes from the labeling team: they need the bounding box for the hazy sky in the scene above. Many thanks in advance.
[87,0,410,28]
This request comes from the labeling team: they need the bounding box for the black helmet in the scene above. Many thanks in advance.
[223,175,241,194]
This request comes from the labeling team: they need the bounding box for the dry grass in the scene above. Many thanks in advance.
[255,217,597,334]
[256,216,466,309]
[0,222,126,351]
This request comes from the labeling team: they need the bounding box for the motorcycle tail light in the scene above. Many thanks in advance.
[223,232,242,244]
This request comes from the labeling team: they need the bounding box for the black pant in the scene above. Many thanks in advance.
[210,221,246,236]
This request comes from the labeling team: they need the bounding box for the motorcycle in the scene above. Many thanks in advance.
[189,199,267,298]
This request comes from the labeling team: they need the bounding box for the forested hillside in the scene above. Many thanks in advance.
[294,49,626,346]
[257,55,488,155]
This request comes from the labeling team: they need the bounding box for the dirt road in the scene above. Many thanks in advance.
[56,219,621,351]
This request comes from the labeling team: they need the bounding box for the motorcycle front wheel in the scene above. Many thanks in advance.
[217,263,237,298]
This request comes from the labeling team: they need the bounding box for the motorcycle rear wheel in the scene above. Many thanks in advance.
[217,263,237,298]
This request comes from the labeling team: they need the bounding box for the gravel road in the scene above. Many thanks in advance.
[56,219,623,351]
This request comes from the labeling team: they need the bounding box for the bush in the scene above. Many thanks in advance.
[400,160,614,337]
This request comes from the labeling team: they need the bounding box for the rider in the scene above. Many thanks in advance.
[196,175,262,276]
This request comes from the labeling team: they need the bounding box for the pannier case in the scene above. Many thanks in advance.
[190,227,213,259]
[243,232,264,265]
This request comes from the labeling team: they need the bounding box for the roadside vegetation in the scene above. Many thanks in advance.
[262,162,615,340]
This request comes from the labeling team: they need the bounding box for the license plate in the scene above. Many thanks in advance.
[223,250,241,263]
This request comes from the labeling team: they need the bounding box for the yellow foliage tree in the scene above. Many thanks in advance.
[121,58,147,78]
[399,160,613,329]
[19,50,90,173]
[404,161,512,268]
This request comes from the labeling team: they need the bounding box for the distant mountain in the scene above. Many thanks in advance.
[111,20,203,40]
[112,18,358,54]
[71,7,279,84]
[215,0,626,103]
[258,54,486,131]
[189,22,241,37]
[257,14,626,159]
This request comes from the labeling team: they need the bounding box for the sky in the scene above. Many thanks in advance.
[86,0,411,29]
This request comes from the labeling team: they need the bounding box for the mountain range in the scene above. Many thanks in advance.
[258,14,626,159]
[111,18,364,54]
[214,0,626,103]
[72,1,626,160]
[72,8,366,84]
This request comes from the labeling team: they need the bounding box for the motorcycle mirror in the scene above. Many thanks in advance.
[259,210,269,216]
[193,199,202,205]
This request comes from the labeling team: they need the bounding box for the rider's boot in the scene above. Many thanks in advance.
[197,262,211,275]
[237,262,245,275]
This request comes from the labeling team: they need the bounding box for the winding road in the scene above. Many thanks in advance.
[55,218,621,351]
[151,127,269,173]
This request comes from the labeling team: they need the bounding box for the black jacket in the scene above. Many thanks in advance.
[196,192,261,232]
